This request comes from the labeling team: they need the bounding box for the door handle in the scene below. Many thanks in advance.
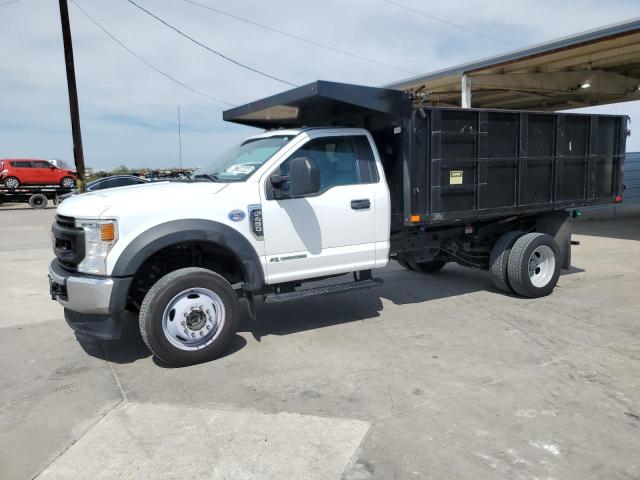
[351,199,371,210]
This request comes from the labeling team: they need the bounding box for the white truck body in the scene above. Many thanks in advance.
[56,128,390,285]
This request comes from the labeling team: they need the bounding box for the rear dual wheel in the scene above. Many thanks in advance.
[508,233,561,298]
[491,232,561,298]
[489,230,524,292]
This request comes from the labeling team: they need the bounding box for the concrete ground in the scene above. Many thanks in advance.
[1,202,639,480]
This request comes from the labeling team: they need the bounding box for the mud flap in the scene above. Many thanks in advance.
[535,211,572,269]
[245,291,256,323]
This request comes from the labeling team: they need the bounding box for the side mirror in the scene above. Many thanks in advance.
[289,157,320,197]
[50,165,56,170]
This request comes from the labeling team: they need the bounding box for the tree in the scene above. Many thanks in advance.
[113,165,130,175]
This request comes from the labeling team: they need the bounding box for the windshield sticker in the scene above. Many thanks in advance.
[224,164,256,176]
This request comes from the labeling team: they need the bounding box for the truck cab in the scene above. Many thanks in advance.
[49,126,390,365]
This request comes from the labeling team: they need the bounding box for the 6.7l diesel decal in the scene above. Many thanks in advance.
[269,254,308,263]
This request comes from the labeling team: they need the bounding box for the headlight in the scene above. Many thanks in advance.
[75,219,118,275]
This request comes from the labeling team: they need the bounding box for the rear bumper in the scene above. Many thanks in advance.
[48,259,132,340]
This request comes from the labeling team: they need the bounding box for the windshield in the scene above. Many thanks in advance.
[198,135,295,182]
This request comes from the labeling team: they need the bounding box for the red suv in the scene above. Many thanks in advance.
[0,159,76,189]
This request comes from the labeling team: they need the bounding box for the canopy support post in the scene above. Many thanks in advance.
[461,75,472,108]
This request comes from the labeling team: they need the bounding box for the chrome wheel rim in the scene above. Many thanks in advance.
[62,178,74,188]
[5,178,18,189]
[528,245,555,288]
[161,287,225,351]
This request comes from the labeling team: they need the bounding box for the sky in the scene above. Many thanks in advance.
[1,0,639,170]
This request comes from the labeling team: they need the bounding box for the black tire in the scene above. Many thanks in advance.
[411,260,446,273]
[60,176,75,189]
[139,267,240,366]
[489,230,524,292]
[507,233,561,298]
[4,176,20,189]
[28,193,48,209]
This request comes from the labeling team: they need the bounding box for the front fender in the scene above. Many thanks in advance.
[111,219,265,291]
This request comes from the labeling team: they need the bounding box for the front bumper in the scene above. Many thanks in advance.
[48,259,132,340]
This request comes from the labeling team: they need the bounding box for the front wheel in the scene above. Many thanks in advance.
[507,233,561,298]
[139,267,240,366]
[60,177,75,189]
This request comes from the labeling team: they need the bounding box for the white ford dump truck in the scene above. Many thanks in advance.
[49,81,627,366]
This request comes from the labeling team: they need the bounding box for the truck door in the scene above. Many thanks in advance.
[260,134,381,284]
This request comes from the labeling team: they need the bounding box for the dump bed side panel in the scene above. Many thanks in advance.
[403,109,626,226]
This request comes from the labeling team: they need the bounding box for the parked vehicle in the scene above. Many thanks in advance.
[0,184,73,209]
[1,159,76,189]
[48,81,627,366]
[59,175,149,202]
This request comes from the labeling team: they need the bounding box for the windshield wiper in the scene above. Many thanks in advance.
[194,173,219,182]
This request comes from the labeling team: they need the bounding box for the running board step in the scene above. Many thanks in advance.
[264,278,383,304]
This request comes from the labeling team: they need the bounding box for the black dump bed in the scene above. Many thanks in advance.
[224,81,627,230]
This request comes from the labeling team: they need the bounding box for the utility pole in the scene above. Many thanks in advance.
[177,106,183,169]
[58,0,87,192]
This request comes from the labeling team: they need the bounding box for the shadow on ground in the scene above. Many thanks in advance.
[91,263,545,364]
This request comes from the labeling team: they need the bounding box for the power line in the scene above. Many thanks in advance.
[71,0,235,106]
[382,0,517,47]
[181,0,417,75]
[125,0,298,87]
[0,0,22,8]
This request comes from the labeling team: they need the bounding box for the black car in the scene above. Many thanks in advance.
[59,175,149,201]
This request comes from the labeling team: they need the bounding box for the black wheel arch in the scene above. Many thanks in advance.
[112,219,265,292]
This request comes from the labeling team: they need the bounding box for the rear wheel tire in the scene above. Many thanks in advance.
[4,177,20,189]
[28,193,48,209]
[489,230,524,293]
[60,177,75,189]
[139,267,240,366]
[507,233,561,298]
[411,260,446,273]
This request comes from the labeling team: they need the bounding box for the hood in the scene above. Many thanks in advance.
[57,181,229,219]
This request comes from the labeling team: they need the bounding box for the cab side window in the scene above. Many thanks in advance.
[278,135,378,193]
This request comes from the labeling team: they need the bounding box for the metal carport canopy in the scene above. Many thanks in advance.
[386,17,640,111]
